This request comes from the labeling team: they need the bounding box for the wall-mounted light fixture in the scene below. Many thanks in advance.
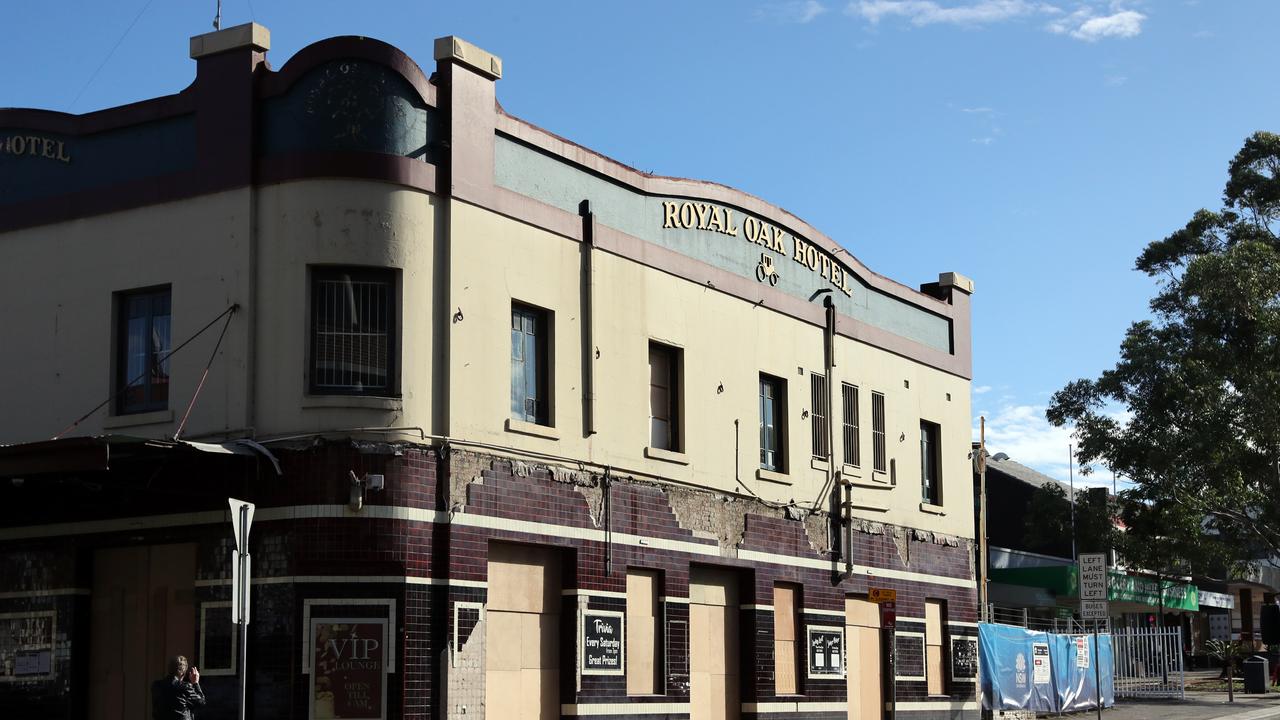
[348,471,387,512]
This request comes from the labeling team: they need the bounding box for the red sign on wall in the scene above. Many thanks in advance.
[880,601,897,629]
[311,619,387,720]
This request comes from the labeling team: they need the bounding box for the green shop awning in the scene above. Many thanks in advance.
[989,565,1199,612]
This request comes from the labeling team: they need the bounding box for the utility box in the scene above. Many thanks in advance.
[1244,655,1270,693]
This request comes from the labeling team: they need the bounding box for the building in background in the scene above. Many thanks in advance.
[973,451,1248,663]
[0,24,979,720]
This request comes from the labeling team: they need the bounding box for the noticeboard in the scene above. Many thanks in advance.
[580,610,624,676]
[951,637,978,682]
[807,625,845,677]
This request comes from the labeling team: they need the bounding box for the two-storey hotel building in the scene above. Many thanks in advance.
[0,24,977,720]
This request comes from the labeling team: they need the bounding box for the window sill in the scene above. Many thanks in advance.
[505,418,560,440]
[811,457,830,471]
[302,395,402,411]
[756,468,791,485]
[103,409,173,429]
[645,446,689,465]
[919,502,946,515]
[846,500,890,513]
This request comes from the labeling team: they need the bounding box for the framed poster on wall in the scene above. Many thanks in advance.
[806,625,845,677]
[309,618,387,720]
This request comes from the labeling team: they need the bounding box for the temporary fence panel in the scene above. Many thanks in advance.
[979,623,1114,714]
[1053,633,1115,712]
[1112,626,1184,700]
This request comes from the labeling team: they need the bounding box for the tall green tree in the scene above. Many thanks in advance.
[1047,131,1280,560]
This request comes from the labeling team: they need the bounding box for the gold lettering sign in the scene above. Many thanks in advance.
[661,200,852,296]
[0,134,71,164]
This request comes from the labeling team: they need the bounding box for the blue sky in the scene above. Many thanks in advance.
[5,0,1276,485]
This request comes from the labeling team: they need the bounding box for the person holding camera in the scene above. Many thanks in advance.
[152,655,207,720]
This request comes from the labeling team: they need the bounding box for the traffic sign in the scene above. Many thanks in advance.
[1081,600,1109,620]
[869,588,897,604]
[1078,553,1107,600]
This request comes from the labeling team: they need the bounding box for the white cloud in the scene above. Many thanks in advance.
[974,400,1128,489]
[848,0,1058,27]
[973,385,993,394]
[848,0,1147,42]
[960,106,996,114]
[1047,8,1145,41]
[759,0,830,23]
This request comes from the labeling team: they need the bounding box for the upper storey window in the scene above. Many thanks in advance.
[921,420,942,505]
[310,268,395,396]
[116,286,171,415]
[648,342,682,452]
[511,303,551,426]
[759,374,787,472]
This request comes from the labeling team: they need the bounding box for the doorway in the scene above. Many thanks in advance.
[689,566,740,720]
[88,543,197,720]
[485,542,562,720]
[846,596,882,720]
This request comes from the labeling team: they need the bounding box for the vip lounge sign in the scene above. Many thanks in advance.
[310,619,387,720]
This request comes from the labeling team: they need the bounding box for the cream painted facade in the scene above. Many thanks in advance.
[0,180,971,538]
[447,200,974,537]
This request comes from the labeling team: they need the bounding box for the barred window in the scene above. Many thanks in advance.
[842,383,860,467]
[872,391,887,473]
[310,268,395,395]
[810,373,829,460]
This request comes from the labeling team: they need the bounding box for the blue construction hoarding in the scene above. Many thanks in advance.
[979,623,1114,713]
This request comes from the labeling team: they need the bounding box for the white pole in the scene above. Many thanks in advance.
[237,502,249,720]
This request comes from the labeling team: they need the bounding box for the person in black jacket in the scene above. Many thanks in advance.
[152,655,206,720]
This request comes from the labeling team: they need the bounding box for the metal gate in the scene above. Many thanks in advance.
[1112,626,1185,699]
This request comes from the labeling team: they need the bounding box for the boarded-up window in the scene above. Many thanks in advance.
[774,584,800,695]
[627,569,662,695]
[926,599,946,696]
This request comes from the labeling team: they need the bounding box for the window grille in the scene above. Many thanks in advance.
[872,391,887,473]
[311,269,393,395]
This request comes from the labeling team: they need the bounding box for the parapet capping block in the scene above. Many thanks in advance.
[189,22,271,59]
[433,35,503,80]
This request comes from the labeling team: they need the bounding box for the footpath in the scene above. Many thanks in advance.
[1105,693,1280,720]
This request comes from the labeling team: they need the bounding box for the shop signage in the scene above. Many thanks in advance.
[807,625,845,676]
[310,619,386,720]
[661,200,853,297]
[1032,642,1051,684]
[580,610,624,675]
[951,637,978,682]
[1198,590,1235,609]
[0,134,71,163]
